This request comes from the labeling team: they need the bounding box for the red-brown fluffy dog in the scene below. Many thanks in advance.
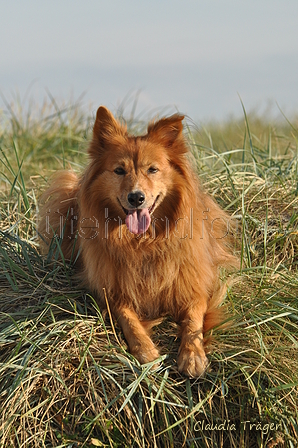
[39,106,238,377]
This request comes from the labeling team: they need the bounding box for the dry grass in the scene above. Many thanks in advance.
[0,97,297,447]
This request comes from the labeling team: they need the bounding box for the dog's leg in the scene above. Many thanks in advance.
[177,304,208,377]
[115,307,160,364]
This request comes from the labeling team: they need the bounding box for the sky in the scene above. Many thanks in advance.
[0,0,298,122]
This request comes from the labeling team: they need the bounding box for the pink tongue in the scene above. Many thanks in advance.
[125,209,151,234]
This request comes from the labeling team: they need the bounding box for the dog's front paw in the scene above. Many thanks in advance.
[131,340,160,366]
[177,343,208,378]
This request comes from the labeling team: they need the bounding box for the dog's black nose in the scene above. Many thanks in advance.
[127,191,145,208]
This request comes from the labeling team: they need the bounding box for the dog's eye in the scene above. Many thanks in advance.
[114,167,126,175]
[147,166,159,174]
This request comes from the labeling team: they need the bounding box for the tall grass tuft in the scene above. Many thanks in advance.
[0,97,297,447]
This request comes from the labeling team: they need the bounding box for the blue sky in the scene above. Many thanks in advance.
[1,0,297,121]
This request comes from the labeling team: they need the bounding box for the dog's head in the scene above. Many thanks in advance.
[87,106,188,235]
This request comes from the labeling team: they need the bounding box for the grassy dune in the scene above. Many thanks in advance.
[0,98,297,447]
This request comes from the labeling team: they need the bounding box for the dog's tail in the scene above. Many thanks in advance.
[38,170,80,262]
[203,280,233,350]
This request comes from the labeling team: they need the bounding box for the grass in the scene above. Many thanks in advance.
[0,96,297,447]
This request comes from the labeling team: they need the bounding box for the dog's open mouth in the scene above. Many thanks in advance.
[119,195,160,235]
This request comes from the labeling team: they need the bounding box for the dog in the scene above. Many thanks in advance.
[39,106,238,377]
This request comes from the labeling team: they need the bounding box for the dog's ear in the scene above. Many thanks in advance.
[93,106,124,141]
[147,114,185,148]
[90,107,126,157]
